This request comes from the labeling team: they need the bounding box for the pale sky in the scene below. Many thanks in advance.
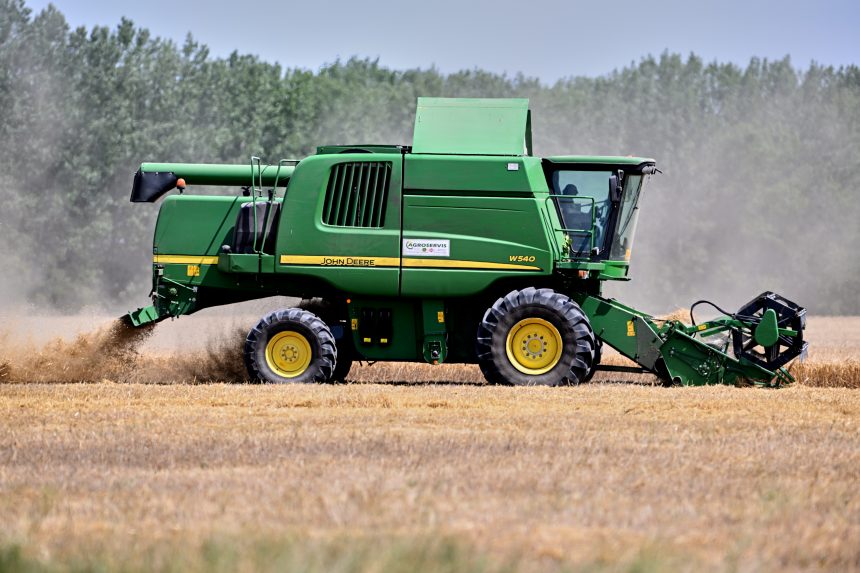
[26,0,859,82]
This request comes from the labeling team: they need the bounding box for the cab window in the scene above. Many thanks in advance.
[551,170,612,256]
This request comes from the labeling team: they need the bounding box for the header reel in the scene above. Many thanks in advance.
[728,292,808,371]
[678,291,807,386]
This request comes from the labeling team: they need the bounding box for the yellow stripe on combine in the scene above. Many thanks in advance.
[402,258,541,271]
[280,255,400,267]
[279,254,540,271]
[153,255,219,265]
[154,254,540,272]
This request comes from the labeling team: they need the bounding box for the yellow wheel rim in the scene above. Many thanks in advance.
[505,318,563,375]
[265,331,312,378]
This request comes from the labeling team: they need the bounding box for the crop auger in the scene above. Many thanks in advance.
[123,97,807,386]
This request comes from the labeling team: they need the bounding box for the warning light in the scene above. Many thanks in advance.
[176,178,186,190]
[346,298,351,304]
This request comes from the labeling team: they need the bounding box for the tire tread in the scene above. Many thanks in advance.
[244,308,336,384]
[475,287,596,386]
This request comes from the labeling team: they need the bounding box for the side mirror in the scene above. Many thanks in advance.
[609,174,622,203]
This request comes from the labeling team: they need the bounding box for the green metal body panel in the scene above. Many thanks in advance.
[572,294,660,367]
[348,299,419,361]
[125,97,801,387]
[153,196,275,290]
[400,194,551,296]
[218,253,260,274]
[345,298,462,364]
[420,299,448,363]
[404,155,547,193]
[155,195,246,256]
[273,152,403,296]
[147,195,281,321]
[126,305,160,327]
[412,97,531,156]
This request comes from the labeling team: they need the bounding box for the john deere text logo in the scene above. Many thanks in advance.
[321,257,376,267]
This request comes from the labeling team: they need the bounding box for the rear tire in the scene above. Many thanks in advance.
[244,308,336,384]
[328,343,353,383]
[476,288,596,386]
[298,298,353,383]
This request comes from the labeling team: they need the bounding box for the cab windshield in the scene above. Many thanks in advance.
[551,170,612,256]
[610,175,642,261]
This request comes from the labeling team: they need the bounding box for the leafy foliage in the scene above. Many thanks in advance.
[0,1,857,313]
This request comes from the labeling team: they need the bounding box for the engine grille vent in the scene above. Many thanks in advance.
[322,162,392,227]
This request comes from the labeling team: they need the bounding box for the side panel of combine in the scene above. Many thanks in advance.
[145,195,274,319]
[275,153,403,296]
[154,195,260,290]
[400,155,553,297]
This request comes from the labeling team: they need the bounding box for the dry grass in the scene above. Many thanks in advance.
[791,360,860,388]
[1,383,859,572]
[0,316,858,571]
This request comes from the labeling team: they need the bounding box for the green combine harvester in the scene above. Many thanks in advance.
[125,97,807,386]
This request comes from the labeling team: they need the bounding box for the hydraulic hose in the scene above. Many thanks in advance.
[689,300,735,326]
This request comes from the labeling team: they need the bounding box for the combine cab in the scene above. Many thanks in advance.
[126,97,807,386]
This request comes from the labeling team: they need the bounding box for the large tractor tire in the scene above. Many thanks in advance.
[582,338,603,383]
[476,287,596,386]
[298,298,354,383]
[244,308,336,384]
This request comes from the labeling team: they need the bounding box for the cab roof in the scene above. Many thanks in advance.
[545,155,656,166]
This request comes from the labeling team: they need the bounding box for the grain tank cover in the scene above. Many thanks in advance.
[411,97,532,156]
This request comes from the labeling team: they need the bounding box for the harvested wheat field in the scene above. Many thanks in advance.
[0,314,859,572]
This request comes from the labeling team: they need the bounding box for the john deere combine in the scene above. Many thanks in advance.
[126,97,807,386]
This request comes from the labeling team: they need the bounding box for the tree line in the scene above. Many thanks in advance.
[0,0,857,314]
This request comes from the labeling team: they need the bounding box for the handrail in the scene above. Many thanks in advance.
[255,159,296,253]
[271,159,298,200]
[250,156,262,253]
[250,158,301,254]
[545,194,596,260]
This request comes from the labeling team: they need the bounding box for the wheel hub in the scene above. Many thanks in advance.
[506,318,563,375]
[266,331,312,378]
[280,344,299,362]
[522,334,547,359]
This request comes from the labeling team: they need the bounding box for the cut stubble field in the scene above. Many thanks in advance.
[0,315,859,572]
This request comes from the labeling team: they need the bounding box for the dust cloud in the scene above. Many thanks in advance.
[0,318,242,384]
[0,298,298,384]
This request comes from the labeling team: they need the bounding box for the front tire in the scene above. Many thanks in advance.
[244,308,336,383]
[582,338,603,383]
[476,288,596,386]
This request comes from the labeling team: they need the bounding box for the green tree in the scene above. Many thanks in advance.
[0,1,857,314]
